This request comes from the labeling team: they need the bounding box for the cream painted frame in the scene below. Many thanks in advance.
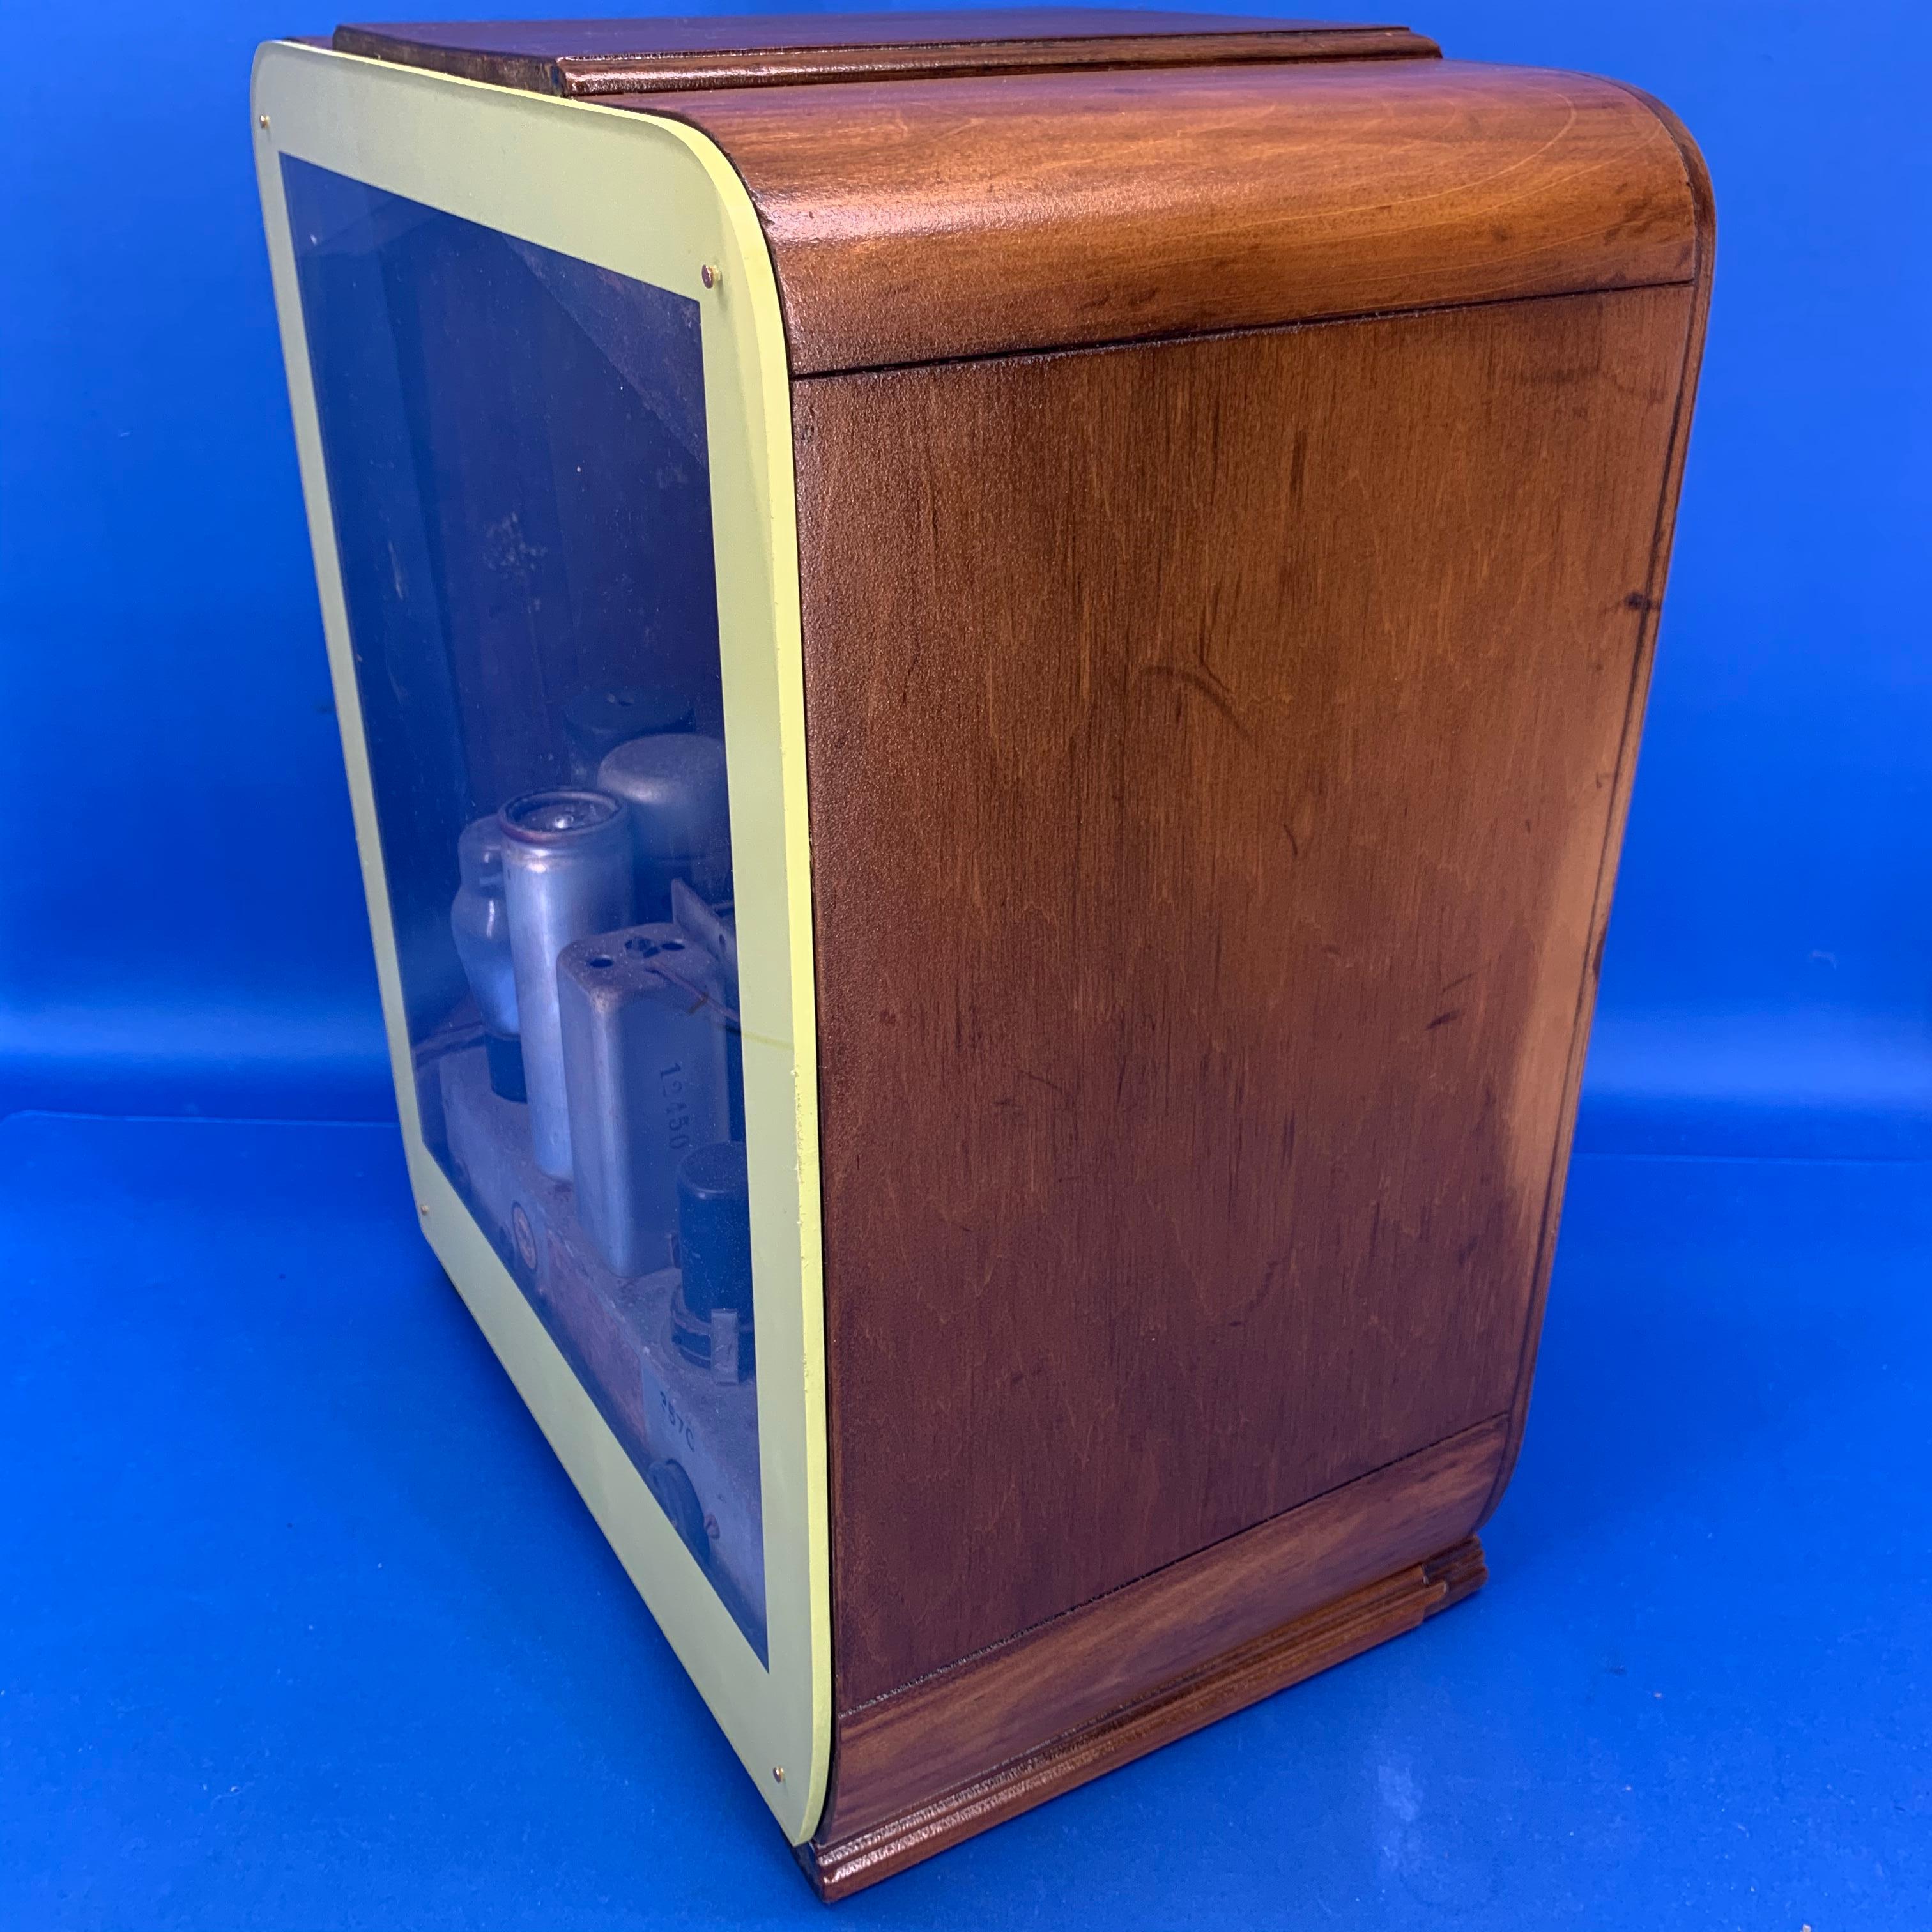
[250,41,830,1843]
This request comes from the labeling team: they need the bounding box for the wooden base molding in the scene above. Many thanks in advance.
[803,1416,1506,1899]
[804,1535,1487,1901]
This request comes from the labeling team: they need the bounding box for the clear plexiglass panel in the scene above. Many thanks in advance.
[284,156,766,1657]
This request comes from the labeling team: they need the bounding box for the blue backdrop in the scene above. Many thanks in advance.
[3,6,1928,1929]
[2,0,1926,1146]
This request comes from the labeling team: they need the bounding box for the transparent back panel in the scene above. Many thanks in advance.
[284,157,765,1657]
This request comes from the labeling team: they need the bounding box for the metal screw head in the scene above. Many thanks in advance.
[700,263,721,291]
[772,1765,785,1783]
[257,113,270,130]
[418,1203,430,1218]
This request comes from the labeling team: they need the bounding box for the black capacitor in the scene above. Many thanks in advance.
[562,686,695,785]
[645,1459,709,1565]
[484,1031,527,1103]
[677,1140,752,1321]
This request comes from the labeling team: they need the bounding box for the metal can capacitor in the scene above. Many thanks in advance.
[555,922,733,1276]
[498,789,634,1179]
[596,733,732,922]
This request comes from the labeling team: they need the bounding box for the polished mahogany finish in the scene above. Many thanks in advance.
[811,1535,1488,1897]
[816,1420,1504,1864]
[794,279,1699,1707]
[638,61,1699,372]
[335,13,1712,1895]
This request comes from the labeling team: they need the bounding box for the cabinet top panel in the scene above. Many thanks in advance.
[648,60,1706,372]
[332,9,1438,98]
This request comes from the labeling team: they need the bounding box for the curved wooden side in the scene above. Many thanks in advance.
[1474,86,1716,1533]
[629,59,1701,372]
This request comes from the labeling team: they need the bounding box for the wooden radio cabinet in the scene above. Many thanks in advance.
[254,8,1711,1897]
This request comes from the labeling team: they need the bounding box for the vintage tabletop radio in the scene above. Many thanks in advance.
[252,8,1710,1897]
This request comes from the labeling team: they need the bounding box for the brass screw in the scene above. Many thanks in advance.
[772,1765,785,1783]
[258,113,270,130]
[700,263,721,291]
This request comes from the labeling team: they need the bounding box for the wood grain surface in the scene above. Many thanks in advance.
[809,1531,1490,1897]
[795,284,1694,1709]
[819,1414,1505,1846]
[335,10,1437,97]
[634,60,1699,372]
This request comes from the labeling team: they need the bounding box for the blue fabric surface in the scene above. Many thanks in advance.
[4,1111,1926,1928]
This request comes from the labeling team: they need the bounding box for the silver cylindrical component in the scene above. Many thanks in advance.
[449,816,520,1038]
[556,923,732,1276]
[499,790,634,1179]
[595,733,732,921]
